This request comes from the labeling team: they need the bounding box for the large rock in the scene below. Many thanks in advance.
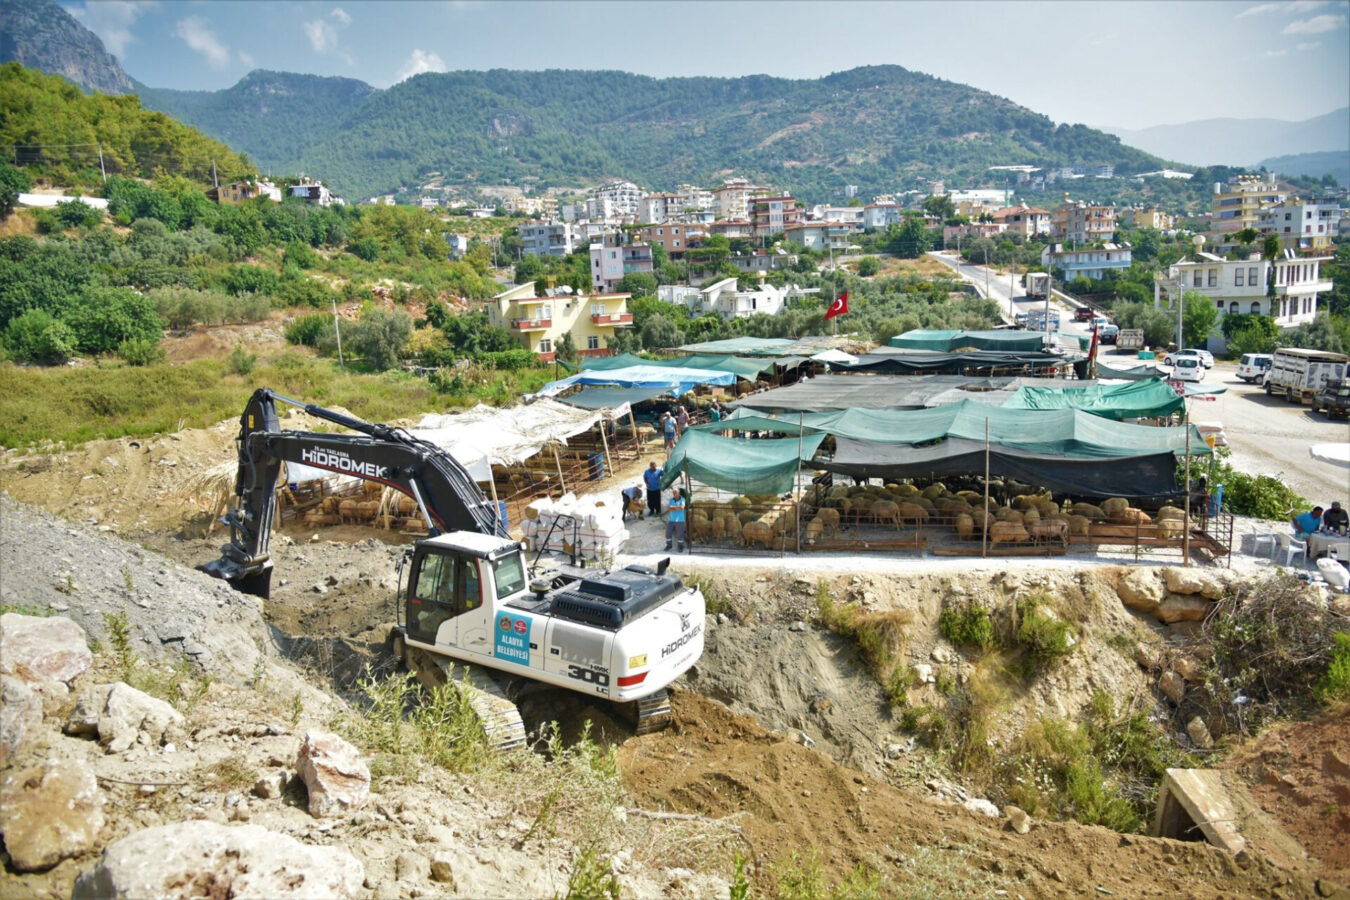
[295,731,370,818]
[1156,594,1212,624]
[1163,567,1228,599]
[1173,655,1203,682]
[1159,670,1186,703]
[0,675,45,765]
[1187,717,1214,749]
[0,760,105,871]
[66,682,185,753]
[0,613,92,685]
[72,821,364,899]
[1116,569,1164,614]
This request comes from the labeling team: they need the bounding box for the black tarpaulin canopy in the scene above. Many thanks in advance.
[553,385,671,410]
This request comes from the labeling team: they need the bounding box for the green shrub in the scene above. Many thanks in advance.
[1201,449,1308,520]
[1315,632,1350,705]
[479,348,537,370]
[227,344,257,376]
[284,313,331,347]
[1012,595,1074,678]
[283,240,319,270]
[938,600,995,652]
[3,309,76,363]
[815,582,912,705]
[117,337,165,367]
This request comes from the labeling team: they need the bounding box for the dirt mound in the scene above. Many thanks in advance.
[622,693,1313,897]
[1223,706,1350,884]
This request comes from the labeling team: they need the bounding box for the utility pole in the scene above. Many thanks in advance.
[97,143,106,184]
[212,158,218,189]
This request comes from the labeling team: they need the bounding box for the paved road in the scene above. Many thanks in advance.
[926,251,1092,342]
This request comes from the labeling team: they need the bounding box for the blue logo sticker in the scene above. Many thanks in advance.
[494,614,531,664]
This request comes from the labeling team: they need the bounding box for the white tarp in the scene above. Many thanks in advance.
[811,349,859,365]
[1310,443,1350,469]
[411,399,606,481]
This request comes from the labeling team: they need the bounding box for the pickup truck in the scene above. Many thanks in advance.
[1074,307,1094,322]
[1312,380,1350,419]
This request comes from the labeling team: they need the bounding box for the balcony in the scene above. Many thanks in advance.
[592,312,634,326]
[1275,280,1333,295]
[511,317,551,331]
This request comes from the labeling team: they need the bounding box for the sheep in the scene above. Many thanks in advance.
[989,521,1030,548]
[1101,497,1130,519]
[870,500,901,529]
[1067,514,1091,536]
[689,516,711,542]
[806,517,825,544]
[815,507,841,536]
[955,513,974,541]
[1114,508,1152,526]
[338,499,359,524]
[1156,519,1185,540]
[1071,502,1107,520]
[897,502,929,525]
[356,500,382,522]
[722,513,742,543]
[711,515,726,541]
[1029,518,1069,545]
[741,520,775,549]
[1156,506,1186,522]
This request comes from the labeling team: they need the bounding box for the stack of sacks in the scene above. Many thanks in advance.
[521,493,629,561]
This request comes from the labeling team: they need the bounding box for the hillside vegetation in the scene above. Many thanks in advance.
[138,65,1171,202]
[0,64,251,188]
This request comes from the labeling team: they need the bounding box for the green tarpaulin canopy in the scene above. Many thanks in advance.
[663,430,827,495]
[1001,377,1184,420]
[890,329,1051,352]
[582,352,770,380]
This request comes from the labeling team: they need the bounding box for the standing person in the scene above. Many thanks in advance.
[662,412,677,450]
[665,486,687,552]
[1291,505,1324,541]
[644,461,664,517]
[709,401,722,423]
[675,405,690,439]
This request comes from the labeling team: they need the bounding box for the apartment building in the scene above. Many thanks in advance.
[1210,175,1286,246]
[1120,206,1176,231]
[1257,200,1342,253]
[1158,251,1330,330]
[483,283,633,361]
[589,232,654,292]
[658,278,812,319]
[714,178,759,220]
[751,195,803,239]
[988,204,1050,237]
[637,223,695,259]
[863,201,904,229]
[639,193,677,224]
[589,181,642,217]
[1042,243,1132,281]
[672,184,715,215]
[783,221,860,253]
[1051,201,1116,245]
[520,221,580,258]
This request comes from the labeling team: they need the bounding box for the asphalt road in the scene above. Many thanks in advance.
[926,251,1093,341]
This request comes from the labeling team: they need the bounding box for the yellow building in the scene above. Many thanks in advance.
[484,283,633,361]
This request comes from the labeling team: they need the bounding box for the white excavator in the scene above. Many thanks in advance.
[201,389,705,747]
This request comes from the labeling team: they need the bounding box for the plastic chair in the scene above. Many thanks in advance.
[1251,532,1277,559]
[1275,533,1306,568]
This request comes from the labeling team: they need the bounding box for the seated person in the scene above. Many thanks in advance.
[1322,501,1349,534]
[1291,505,1324,541]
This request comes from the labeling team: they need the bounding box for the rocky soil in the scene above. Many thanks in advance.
[2,413,1348,898]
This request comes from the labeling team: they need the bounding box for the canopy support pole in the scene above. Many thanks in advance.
[982,419,990,558]
[683,469,693,554]
[796,412,804,554]
[552,444,567,496]
[598,420,615,478]
[628,408,640,458]
[1183,404,1191,567]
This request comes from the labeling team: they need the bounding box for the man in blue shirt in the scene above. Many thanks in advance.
[643,461,663,517]
[1291,505,1323,540]
[665,486,686,552]
[662,412,676,450]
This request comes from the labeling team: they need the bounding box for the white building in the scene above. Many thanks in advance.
[444,234,469,258]
[783,221,862,253]
[1159,251,1331,331]
[1042,243,1133,281]
[588,181,642,217]
[658,278,816,319]
[714,178,756,220]
[863,202,904,229]
[1257,200,1341,253]
[520,222,580,258]
[808,205,866,225]
[672,184,715,215]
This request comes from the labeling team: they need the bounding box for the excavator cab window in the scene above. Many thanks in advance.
[409,551,475,643]
[492,552,526,600]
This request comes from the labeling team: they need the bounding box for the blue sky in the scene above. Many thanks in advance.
[60,0,1349,130]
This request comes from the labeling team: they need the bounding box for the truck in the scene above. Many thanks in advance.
[1312,380,1350,420]
[1025,272,1050,299]
[1117,329,1145,351]
[201,389,705,746]
[1263,348,1350,405]
[1026,309,1060,331]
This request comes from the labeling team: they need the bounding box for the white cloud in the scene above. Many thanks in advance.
[239,50,255,68]
[1236,2,1282,17]
[1282,12,1347,31]
[304,7,353,54]
[1263,48,1289,55]
[174,16,230,69]
[396,49,448,83]
[1284,1,1329,12]
[68,0,156,58]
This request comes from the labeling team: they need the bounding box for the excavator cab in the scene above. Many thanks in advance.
[405,547,484,647]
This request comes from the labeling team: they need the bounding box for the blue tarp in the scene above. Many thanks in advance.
[531,365,736,400]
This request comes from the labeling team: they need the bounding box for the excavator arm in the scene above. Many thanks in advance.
[200,388,506,598]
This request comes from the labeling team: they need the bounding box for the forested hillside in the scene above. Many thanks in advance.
[0,64,252,188]
[140,65,1172,202]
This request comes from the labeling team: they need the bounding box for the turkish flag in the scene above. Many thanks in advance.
[824,292,849,320]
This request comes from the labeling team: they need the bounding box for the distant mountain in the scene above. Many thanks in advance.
[1258,150,1350,187]
[137,70,378,175]
[1101,108,1349,168]
[0,0,133,94]
[142,66,1172,202]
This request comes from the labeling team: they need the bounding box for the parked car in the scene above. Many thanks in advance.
[1014,312,1028,327]
[1098,323,1120,344]
[1312,380,1350,419]
[1163,349,1214,368]
[1170,357,1205,382]
[1235,353,1273,383]
[1074,307,1094,322]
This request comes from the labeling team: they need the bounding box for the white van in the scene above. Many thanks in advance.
[1171,357,1205,382]
[1236,353,1272,383]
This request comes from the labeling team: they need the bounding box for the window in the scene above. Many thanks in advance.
[1235,269,1244,287]
[587,335,600,351]
[1251,301,1261,315]
[1229,302,1239,315]
[1216,299,1224,310]
[591,302,606,316]
[1193,271,1203,287]
[1249,266,1258,285]
[539,338,552,353]
[493,554,526,600]
[1208,270,1218,287]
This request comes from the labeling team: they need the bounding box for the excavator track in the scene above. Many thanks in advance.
[634,690,673,735]
[403,646,527,753]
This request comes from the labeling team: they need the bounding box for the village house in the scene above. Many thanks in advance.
[1158,251,1331,331]
[589,232,653,292]
[483,283,633,361]
[1042,243,1133,281]
[988,203,1050,237]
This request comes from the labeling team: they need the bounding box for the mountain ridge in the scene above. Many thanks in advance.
[1100,108,1349,168]
[0,0,134,95]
